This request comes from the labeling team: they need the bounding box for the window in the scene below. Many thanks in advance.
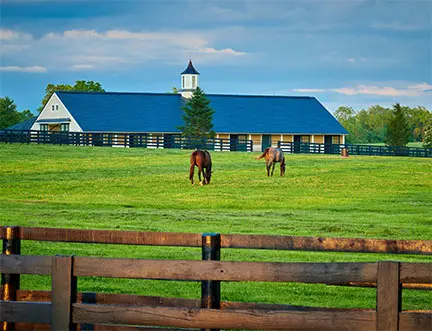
[60,123,70,132]
[56,105,59,111]
[51,105,55,111]
[51,104,59,111]
[192,76,196,88]
[332,136,341,144]
[301,135,310,143]
[182,76,185,88]
[40,124,49,131]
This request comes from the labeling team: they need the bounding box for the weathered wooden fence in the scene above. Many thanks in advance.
[0,130,253,152]
[1,226,431,330]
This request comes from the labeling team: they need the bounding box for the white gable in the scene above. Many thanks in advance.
[30,93,83,132]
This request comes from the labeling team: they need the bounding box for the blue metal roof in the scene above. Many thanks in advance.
[207,94,348,134]
[56,91,184,132]
[181,60,200,75]
[6,117,37,130]
[54,91,348,134]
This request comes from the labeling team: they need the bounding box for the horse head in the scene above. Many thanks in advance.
[205,167,212,184]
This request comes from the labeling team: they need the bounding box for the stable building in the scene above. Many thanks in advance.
[28,60,347,152]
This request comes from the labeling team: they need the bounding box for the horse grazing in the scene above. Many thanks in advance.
[256,147,285,177]
[189,150,212,185]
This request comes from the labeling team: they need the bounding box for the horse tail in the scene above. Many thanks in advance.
[256,148,270,160]
[189,152,196,182]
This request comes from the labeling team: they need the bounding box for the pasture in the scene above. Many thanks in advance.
[0,144,431,310]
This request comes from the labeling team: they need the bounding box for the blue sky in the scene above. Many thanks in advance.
[1,0,431,114]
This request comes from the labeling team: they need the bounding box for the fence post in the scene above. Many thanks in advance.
[1,226,21,331]
[52,255,77,331]
[201,233,221,331]
[376,261,401,331]
[80,292,97,331]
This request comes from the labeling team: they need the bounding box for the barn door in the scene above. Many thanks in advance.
[261,135,271,151]
[230,134,238,151]
[293,135,301,153]
[324,135,332,154]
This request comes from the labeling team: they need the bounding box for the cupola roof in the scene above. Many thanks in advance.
[181,60,200,75]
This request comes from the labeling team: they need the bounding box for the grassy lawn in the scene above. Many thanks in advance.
[0,143,431,310]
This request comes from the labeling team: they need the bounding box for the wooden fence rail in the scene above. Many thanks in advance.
[1,255,431,330]
[1,226,431,255]
[1,226,431,330]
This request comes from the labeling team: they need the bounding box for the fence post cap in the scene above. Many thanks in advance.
[202,232,220,237]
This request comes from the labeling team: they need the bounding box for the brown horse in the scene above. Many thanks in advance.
[256,147,285,177]
[189,149,212,185]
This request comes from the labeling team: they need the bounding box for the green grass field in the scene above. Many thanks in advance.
[1,144,431,310]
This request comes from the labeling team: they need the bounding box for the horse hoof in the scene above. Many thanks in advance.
[199,182,204,186]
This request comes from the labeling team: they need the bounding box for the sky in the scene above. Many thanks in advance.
[1,0,431,115]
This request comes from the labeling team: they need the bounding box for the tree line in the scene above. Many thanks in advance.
[334,104,432,147]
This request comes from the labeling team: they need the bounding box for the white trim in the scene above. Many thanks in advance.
[30,93,83,132]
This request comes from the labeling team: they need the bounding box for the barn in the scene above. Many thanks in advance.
[28,60,347,152]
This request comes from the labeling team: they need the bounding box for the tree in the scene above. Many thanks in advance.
[19,109,34,122]
[385,103,410,146]
[177,87,215,138]
[423,118,432,148]
[404,106,432,142]
[0,97,34,130]
[38,80,105,112]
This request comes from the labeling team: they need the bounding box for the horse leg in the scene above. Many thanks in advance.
[266,161,270,177]
[189,164,195,185]
[271,162,276,176]
[203,167,209,184]
[198,166,203,185]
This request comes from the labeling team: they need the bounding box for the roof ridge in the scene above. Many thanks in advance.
[206,93,314,99]
[56,91,180,96]
[56,91,314,99]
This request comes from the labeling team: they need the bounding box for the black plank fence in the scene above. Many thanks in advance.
[2,129,431,157]
[1,226,431,330]
[0,130,253,152]
[277,141,432,158]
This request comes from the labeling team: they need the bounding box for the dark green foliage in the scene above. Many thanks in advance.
[334,104,431,144]
[0,97,34,130]
[385,103,410,146]
[423,118,432,148]
[177,87,215,138]
[39,80,105,112]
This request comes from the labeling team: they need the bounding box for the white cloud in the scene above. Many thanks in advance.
[0,28,32,41]
[371,22,429,31]
[0,66,47,73]
[191,47,246,56]
[293,88,326,93]
[293,82,432,97]
[2,28,247,71]
[70,64,95,70]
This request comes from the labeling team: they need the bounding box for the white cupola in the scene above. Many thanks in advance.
[180,60,200,98]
